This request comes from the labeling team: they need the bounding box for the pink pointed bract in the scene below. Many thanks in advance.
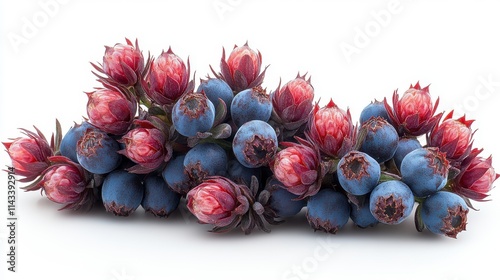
[186,177,249,227]
[272,74,314,129]
[86,87,137,135]
[429,111,474,163]
[270,139,321,199]
[306,99,356,158]
[3,128,53,182]
[146,47,191,105]
[102,38,144,86]
[384,82,442,136]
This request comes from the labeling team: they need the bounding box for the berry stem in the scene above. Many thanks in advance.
[379,171,402,182]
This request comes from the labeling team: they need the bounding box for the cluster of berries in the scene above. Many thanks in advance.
[4,39,498,238]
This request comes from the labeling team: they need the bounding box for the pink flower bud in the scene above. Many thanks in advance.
[3,128,52,182]
[272,74,314,129]
[454,149,499,201]
[38,156,94,210]
[187,177,249,227]
[119,120,171,174]
[270,139,321,199]
[146,47,191,105]
[101,38,144,86]
[86,87,137,135]
[385,82,442,136]
[42,161,86,204]
[306,99,356,158]
[429,111,474,163]
[214,42,268,92]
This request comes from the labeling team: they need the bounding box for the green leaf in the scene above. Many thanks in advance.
[414,203,425,232]
[213,98,227,126]
[354,125,368,151]
[211,123,232,139]
[148,105,166,116]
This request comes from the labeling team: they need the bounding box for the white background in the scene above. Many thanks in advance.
[1,0,500,279]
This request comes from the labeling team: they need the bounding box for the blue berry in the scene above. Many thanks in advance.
[265,177,306,218]
[60,121,94,163]
[184,142,227,183]
[359,100,391,125]
[142,175,181,218]
[360,117,399,163]
[232,120,277,168]
[76,127,122,174]
[306,189,350,234]
[337,151,381,195]
[197,78,233,114]
[162,155,192,194]
[350,198,379,228]
[393,137,422,170]
[421,191,468,238]
[172,91,215,137]
[369,180,414,225]
[400,147,449,197]
[102,169,144,216]
[231,87,272,127]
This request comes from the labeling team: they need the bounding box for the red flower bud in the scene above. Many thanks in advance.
[39,156,94,210]
[187,177,250,227]
[213,42,268,92]
[86,87,137,135]
[270,139,322,199]
[3,128,52,182]
[306,99,356,158]
[453,149,499,201]
[119,120,171,174]
[429,111,474,163]
[146,47,192,105]
[101,38,144,86]
[385,82,442,136]
[272,73,315,130]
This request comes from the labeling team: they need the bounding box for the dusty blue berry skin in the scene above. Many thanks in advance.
[393,137,422,170]
[337,151,381,195]
[360,117,399,163]
[266,178,305,218]
[369,180,414,225]
[350,200,379,228]
[76,127,122,174]
[400,148,449,198]
[197,78,233,114]
[227,159,262,187]
[421,191,469,238]
[172,92,215,137]
[306,189,350,234]
[184,143,227,182]
[232,120,278,168]
[141,175,180,217]
[231,87,272,127]
[60,121,93,163]
[162,155,191,194]
[359,101,391,125]
[102,169,144,216]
